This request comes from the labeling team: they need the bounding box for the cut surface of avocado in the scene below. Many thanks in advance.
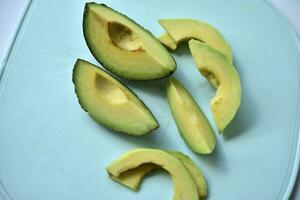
[106,148,198,200]
[159,19,232,63]
[189,40,241,133]
[167,78,216,154]
[109,151,207,198]
[83,3,176,80]
[158,34,177,50]
[72,59,159,135]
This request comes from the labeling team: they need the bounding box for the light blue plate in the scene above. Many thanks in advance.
[0,0,299,200]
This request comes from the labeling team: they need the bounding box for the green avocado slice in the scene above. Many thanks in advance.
[189,40,241,133]
[83,3,176,80]
[168,151,207,198]
[72,59,159,135]
[158,19,232,63]
[107,151,207,198]
[106,148,198,200]
[167,78,216,154]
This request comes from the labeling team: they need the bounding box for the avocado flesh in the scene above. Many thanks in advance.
[168,151,207,198]
[158,34,218,89]
[72,59,158,135]
[109,151,207,198]
[159,19,232,63]
[83,3,176,80]
[158,34,177,50]
[189,40,241,133]
[109,163,159,191]
[167,78,216,154]
[106,148,198,200]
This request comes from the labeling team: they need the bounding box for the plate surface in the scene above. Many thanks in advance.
[0,0,299,200]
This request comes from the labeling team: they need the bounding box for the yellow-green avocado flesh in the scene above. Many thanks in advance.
[83,3,176,80]
[108,150,207,198]
[158,33,177,51]
[106,148,199,200]
[158,19,232,64]
[167,78,216,154]
[72,59,159,135]
[189,40,241,133]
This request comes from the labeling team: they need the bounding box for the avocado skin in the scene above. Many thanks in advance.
[83,2,177,81]
[72,59,159,135]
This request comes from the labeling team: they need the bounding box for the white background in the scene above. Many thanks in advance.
[0,0,299,199]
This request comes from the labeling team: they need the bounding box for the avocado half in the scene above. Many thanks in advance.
[167,78,216,154]
[83,3,176,80]
[109,150,207,198]
[72,59,159,135]
[158,19,232,63]
[189,40,241,133]
[106,148,199,200]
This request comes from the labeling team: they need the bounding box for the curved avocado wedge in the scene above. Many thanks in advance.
[189,40,241,133]
[167,78,216,154]
[110,151,207,199]
[108,151,207,198]
[158,19,232,63]
[83,3,176,80]
[106,148,198,200]
[72,59,159,135]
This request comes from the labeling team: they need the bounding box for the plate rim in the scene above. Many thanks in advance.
[262,1,300,199]
[0,0,34,199]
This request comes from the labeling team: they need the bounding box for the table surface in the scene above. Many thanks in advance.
[0,0,299,199]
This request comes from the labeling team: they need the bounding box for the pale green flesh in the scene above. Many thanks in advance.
[167,78,216,154]
[73,59,158,135]
[158,19,232,63]
[106,148,198,200]
[109,163,159,191]
[108,151,207,198]
[168,151,207,198]
[83,3,176,80]
[158,34,177,50]
[158,33,219,88]
[189,39,241,133]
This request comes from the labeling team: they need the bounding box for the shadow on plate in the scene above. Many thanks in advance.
[173,42,191,56]
[193,139,227,171]
[92,118,174,149]
[123,78,169,101]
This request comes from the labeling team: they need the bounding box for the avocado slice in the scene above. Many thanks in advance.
[189,40,241,133]
[108,151,207,198]
[158,19,232,63]
[83,3,176,80]
[72,59,159,135]
[106,148,198,200]
[158,34,177,51]
[168,151,207,198]
[167,78,216,154]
